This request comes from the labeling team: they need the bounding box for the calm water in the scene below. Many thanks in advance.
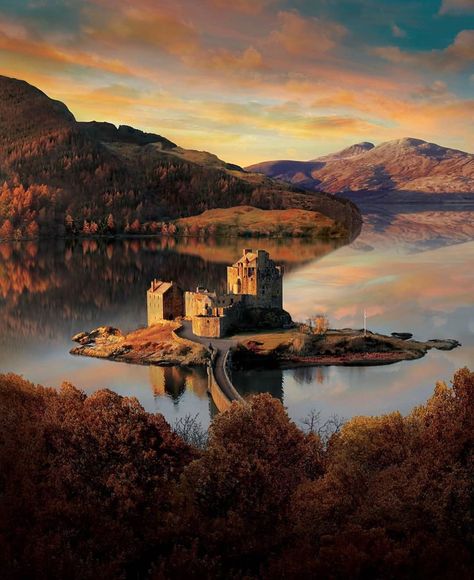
[1,204,473,427]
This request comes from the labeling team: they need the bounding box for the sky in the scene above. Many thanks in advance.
[0,0,473,165]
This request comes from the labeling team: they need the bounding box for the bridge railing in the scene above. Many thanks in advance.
[207,347,245,411]
[222,349,245,404]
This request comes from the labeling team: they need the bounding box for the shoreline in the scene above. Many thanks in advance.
[70,324,460,370]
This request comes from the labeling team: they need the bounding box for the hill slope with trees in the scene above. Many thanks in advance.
[0,76,361,240]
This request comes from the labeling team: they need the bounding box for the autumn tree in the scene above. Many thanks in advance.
[65,213,74,231]
[179,394,324,575]
[129,218,141,233]
[26,220,39,238]
[308,313,329,335]
[0,375,194,579]
[106,213,115,233]
[0,219,13,240]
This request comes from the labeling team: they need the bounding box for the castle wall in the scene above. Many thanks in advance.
[165,285,185,319]
[147,283,184,325]
[185,291,216,318]
[147,290,164,326]
[192,315,231,338]
[256,264,283,309]
[227,249,282,310]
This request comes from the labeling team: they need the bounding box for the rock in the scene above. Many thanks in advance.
[391,332,413,340]
[72,331,89,344]
[426,339,461,351]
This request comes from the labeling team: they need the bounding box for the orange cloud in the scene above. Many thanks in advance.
[85,7,200,56]
[269,10,347,57]
[0,18,132,76]
[210,0,279,15]
[207,46,265,72]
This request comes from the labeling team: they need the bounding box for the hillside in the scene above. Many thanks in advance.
[0,75,361,239]
[174,205,343,238]
[247,138,474,197]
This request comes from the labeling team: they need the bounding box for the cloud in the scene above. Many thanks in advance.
[411,80,449,100]
[85,7,200,57]
[373,29,474,70]
[269,10,347,57]
[439,0,474,14]
[0,17,133,76]
[391,24,406,38]
[207,46,265,72]
[209,0,279,15]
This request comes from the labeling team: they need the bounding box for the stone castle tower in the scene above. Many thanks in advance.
[226,249,283,310]
[147,248,284,337]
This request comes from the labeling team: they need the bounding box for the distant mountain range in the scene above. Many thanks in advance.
[0,75,360,238]
[246,138,474,197]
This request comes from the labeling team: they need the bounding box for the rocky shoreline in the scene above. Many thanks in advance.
[232,329,460,368]
[71,324,460,370]
[70,323,209,367]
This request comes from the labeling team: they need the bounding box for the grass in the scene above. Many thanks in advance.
[175,205,340,238]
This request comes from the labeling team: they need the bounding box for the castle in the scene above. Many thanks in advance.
[147,249,283,338]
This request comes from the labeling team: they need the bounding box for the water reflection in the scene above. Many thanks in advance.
[1,204,473,426]
[0,235,338,425]
[234,203,474,423]
[232,368,284,402]
[149,365,209,401]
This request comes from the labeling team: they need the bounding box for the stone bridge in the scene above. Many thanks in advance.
[177,321,245,411]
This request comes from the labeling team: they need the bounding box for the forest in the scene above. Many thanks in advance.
[1,368,473,579]
[0,75,361,241]
[0,76,281,239]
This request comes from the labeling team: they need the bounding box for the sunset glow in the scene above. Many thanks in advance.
[1,0,473,165]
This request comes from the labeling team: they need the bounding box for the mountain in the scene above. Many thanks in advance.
[246,138,474,197]
[314,141,375,162]
[0,75,360,238]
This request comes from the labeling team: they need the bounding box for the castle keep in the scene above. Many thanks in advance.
[147,249,283,338]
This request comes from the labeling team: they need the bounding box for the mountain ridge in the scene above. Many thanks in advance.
[246,138,474,196]
[0,75,361,239]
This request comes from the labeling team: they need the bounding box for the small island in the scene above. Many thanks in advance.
[71,248,460,410]
[71,324,459,368]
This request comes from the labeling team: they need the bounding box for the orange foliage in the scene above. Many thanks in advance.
[0,369,473,578]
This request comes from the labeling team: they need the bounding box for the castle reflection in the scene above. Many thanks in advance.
[149,365,209,401]
[3,203,472,426]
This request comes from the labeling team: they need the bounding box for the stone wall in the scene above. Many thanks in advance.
[226,249,282,311]
[207,363,232,412]
[147,290,164,326]
[192,315,230,338]
[165,285,185,319]
[185,290,216,318]
[147,284,184,324]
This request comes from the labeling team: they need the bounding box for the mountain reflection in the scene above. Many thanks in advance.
[0,235,338,418]
[1,204,473,426]
[0,236,339,346]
